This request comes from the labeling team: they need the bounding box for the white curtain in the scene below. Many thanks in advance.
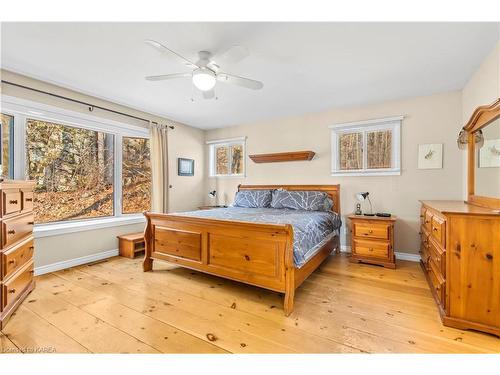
[150,122,169,213]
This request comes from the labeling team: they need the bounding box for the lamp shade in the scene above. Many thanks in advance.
[356,192,369,201]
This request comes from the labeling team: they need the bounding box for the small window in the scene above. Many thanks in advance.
[26,118,115,223]
[207,137,246,177]
[1,113,14,178]
[330,116,402,176]
[122,137,151,214]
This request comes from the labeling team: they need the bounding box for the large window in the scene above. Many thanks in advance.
[122,137,151,214]
[208,137,246,177]
[3,95,151,228]
[26,119,115,223]
[1,113,14,178]
[330,116,402,176]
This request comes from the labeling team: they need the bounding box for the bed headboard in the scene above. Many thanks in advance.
[238,184,341,215]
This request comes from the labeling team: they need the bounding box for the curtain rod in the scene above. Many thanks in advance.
[1,80,174,129]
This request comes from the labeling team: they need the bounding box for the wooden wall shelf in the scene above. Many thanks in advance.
[249,151,315,163]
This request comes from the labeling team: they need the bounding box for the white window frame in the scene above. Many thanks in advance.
[329,116,403,176]
[207,136,247,178]
[1,95,150,236]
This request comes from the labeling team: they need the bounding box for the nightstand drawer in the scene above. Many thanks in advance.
[353,223,390,240]
[353,239,390,259]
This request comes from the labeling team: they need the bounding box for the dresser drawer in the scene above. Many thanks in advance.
[2,261,34,310]
[424,210,433,232]
[429,238,445,276]
[1,237,34,280]
[419,229,430,268]
[2,212,34,249]
[431,216,446,247]
[2,189,22,216]
[353,222,390,240]
[420,206,426,226]
[21,190,34,212]
[353,239,390,259]
[429,259,445,305]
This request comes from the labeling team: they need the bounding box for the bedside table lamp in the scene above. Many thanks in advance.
[356,192,374,216]
[208,190,217,204]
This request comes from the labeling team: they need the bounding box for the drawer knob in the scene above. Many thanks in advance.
[7,229,15,235]
[25,198,33,202]
[8,259,16,265]
[425,220,430,224]
[8,289,16,294]
[28,221,34,225]
[29,246,34,251]
[244,255,250,261]
[9,199,18,204]
[433,227,438,231]
[368,230,373,234]
[369,248,374,251]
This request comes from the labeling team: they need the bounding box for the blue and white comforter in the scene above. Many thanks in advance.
[175,207,342,268]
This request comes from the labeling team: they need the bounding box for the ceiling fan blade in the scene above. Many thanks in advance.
[144,39,197,68]
[217,45,249,64]
[202,89,215,99]
[217,73,263,90]
[145,73,191,81]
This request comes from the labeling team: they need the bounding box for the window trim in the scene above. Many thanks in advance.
[206,136,247,178]
[0,113,15,178]
[329,116,403,177]
[1,95,150,234]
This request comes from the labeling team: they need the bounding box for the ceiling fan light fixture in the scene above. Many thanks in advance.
[192,69,216,91]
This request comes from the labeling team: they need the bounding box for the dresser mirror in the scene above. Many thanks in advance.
[475,117,500,198]
[464,99,500,209]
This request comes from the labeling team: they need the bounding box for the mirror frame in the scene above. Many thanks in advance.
[464,98,500,210]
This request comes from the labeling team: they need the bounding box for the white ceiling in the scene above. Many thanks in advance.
[1,22,499,129]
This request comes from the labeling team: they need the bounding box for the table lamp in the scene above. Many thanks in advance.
[356,192,374,216]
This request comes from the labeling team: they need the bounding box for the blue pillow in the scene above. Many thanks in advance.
[271,190,329,211]
[233,190,273,208]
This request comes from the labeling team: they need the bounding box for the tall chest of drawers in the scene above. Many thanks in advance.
[420,200,500,337]
[0,179,36,329]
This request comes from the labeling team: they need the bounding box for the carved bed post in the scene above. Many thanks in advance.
[143,212,153,272]
[283,225,295,316]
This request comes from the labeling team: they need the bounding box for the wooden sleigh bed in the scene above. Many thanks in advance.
[143,184,341,316]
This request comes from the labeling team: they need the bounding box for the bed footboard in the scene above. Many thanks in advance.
[143,212,299,314]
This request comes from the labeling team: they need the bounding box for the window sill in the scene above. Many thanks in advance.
[34,215,146,238]
[331,170,401,177]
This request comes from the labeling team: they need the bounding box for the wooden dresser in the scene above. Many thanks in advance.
[419,200,500,336]
[0,179,36,329]
[348,214,396,269]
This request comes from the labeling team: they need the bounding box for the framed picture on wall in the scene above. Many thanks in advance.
[178,158,194,176]
[418,143,443,169]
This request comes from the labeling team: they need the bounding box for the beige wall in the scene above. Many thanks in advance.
[462,42,500,123]
[205,91,464,255]
[1,70,206,268]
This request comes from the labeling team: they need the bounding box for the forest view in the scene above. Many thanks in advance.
[26,119,151,223]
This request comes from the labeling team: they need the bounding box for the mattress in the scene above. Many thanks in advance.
[175,207,342,268]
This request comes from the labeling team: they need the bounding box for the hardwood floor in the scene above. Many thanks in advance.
[1,253,499,353]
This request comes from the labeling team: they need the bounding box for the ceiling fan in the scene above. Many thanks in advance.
[144,39,264,99]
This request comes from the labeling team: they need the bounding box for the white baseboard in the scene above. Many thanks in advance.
[394,251,421,262]
[34,249,119,276]
[340,245,420,262]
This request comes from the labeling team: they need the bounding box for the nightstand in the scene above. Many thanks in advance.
[198,205,228,210]
[348,214,397,269]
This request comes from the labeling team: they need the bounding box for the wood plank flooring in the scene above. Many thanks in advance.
[1,254,499,353]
